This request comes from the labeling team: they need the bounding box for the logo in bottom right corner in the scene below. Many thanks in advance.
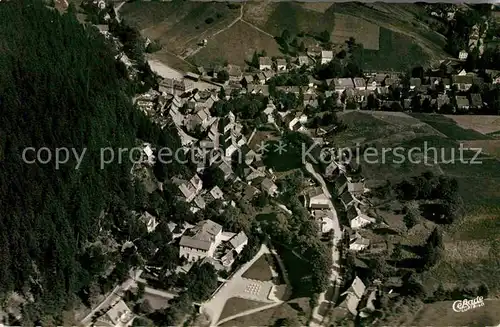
[452,296,485,313]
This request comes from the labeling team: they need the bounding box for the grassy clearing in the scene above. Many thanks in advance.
[242,255,274,281]
[189,20,282,67]
[412,114,493,141]
[243,2,335,37]
[331,13,380,50]
[444,115,500,135]
[409,299,500,326]
[263,139,304,173]
[277,246,314,299]
[121,1,241,55]
[146,51,194,73]
[218,297,268,322]
[218,299,310,327]
[353,27,432,71]
[333,2,447,59]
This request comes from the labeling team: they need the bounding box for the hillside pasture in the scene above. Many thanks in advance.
[189,20,282,67]
[412,114,493,141]
[444,115,500,135]
[120,1,241,55]
[331,13,380,50]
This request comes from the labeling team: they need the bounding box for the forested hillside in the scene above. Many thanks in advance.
[0,1,186,323]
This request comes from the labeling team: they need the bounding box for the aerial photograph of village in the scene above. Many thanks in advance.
[0,0,500,326]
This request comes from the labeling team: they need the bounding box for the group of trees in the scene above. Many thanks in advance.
[397,171,462,224]
[210,93,268,120]
[248,50,267,69]
[314,57,363,80]
[0,2,201,324]
[274,29,306,56]
[429,282,489,302]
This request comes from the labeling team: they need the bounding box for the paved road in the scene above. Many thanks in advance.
[304,162,343,327]
[80,278,135,326]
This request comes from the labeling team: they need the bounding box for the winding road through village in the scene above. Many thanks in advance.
[305,162,343,327]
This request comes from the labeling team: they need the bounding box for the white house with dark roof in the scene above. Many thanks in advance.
[347,180,365,196]
[179,220,223,262]
[347,206,376,230]
[341,276,366,316]
[96,300,135,327]
[229,231,248,254]
[306,187,330,210]
[298,55,310,67]
[334,78,355,93]
[349,231,370,251]
[321,51,333,64]
[276,58,287,71]
[352,78,366,90]
[259,57,272,71]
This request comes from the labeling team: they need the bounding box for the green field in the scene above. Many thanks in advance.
[412,114,494,141]
[353,27,432,71]
[334,3,447,58]
[277,246,314,299]
[256,2,336,37]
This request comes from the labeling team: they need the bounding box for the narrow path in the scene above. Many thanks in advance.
[240,19,275,38]
[216,301,282,326]
[183,3,244,59]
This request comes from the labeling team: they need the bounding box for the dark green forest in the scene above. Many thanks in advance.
[0,1,189,324]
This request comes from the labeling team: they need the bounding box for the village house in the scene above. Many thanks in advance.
[259,57,272,71]
[303,93,319,108]
[325,161,347,178]
[241,75,254,88]
[458,50,469,60]
[347,180,365,196]
[435,94,450,110]
[352,77,366,90]
[349,231,370,251]
[347,206,376,229]
[263,101,276,123]
[96,300,135,327]
[321,50,333,64]
[306,187,330,210]
[456,95,470,111]
[248,84,270,96]
[313,209,335,234]
[261,177,278,197]
[298,55,310,67]
[142,143,155,166]
[341,276,366,316]
[254,72,266,85]
[452,74,474,91]
[333,78,355,93]
[139,211,159,233]
[229,231,248,254]
[263,70,275,81]
[177,174,203,203]
[276,58,287,72]
[217,160,235,181]
[307,45,322,57]
[227,64,243,82]
[179,220,223,262]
